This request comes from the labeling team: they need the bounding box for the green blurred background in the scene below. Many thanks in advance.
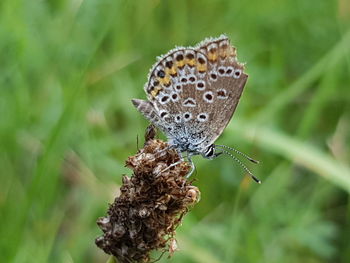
[1,0,350,262]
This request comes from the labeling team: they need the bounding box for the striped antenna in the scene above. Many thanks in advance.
[215,145,259,164]
[220,149,261,184]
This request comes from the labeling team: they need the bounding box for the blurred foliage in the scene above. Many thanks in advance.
[0,0,349,262]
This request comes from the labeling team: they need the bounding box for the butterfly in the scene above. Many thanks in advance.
[132,35,260,183]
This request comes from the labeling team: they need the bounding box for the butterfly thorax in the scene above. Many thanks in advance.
[167,126,208,155]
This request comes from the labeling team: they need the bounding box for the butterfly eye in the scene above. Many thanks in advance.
[203,145,215,159]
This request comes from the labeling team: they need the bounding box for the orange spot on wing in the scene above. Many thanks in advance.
[159,76,171,86]
[165,67,177,76]
[197,64,207,72]
[176,60,185,68]
[185,58,196,67]
[208,52,217,62]
[150,86,162,97]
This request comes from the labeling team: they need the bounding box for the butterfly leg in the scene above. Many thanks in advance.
[155,148,184,176]
[156,159,182,176]
[158,152,195,178]
[153,145,172,160]
[185,154,196,178]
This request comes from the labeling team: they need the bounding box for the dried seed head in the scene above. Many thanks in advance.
[185,186,201,204]
[138,208,150,218]
[97,217,111,232]
[95,131,200,263]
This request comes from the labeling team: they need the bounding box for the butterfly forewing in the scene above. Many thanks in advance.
[195,37,247,146]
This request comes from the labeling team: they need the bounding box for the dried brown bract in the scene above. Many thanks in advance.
[95,136,200,263]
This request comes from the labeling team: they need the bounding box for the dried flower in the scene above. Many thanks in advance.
[96,127,200,262]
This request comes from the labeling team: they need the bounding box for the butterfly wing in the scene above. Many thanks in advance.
[133,35,247,153]
[193,36,248,146]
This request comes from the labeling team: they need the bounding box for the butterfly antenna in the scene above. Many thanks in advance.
[216,145,259,164]
[221,149,261,184]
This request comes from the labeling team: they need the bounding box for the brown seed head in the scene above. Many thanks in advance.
[95,135,200,262]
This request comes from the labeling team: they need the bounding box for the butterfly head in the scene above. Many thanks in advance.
[202,144,222,160]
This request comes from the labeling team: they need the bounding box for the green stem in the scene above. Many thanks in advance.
[106,256,118,263]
